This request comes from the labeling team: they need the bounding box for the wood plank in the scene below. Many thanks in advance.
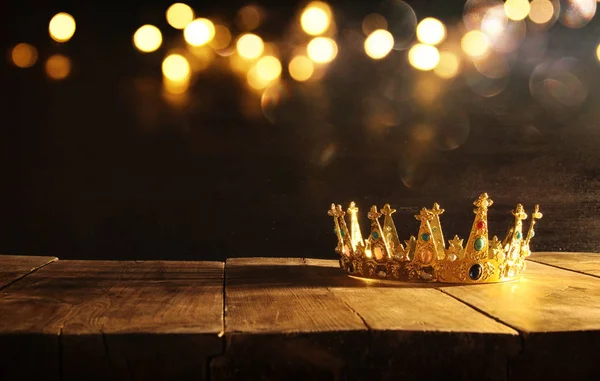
[0,260,224,381]
[0,255,57,289]
[440,261,600,381]
[212,258,519,381]
[529,251,600,278]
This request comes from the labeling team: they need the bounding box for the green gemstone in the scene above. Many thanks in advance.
[474,237,486,251]
[516,231,522,239]
[372,231,379,239]
[421,233,430,242]
[433,227,438,232]
[340,230,345,237]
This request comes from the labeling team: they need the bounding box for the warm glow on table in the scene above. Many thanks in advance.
[133,25,163,53]
[49,13,76,42]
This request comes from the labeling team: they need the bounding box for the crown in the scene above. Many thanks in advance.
[327,193,542,283]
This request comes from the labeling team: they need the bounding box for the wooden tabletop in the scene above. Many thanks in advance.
[0,253,599,381]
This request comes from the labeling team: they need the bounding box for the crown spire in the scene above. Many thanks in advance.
[464,193,493,261]
[367,205,390,261]
[505,204,527,261]
[381,204,402,255]
[347,202,364,251]
[522,205,542,256]
[413,208,440,265]
[428,203,446,259]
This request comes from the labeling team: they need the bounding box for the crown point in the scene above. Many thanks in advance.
[368,205,382,220]
[430,203,445,215]
[347,202,358,214]
[474,193,494,209]
[328,203,337,217]
[381,204,396,216]
[415,207,433,221]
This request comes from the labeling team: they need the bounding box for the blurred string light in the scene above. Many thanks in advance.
[45,54,71,80]
[300,1,332,36]
[416,17,446,45]
[162,54,190,82]
[166,3,195,29]
[288,56,314,81]
[49,12,76,42]
[560,0,596,28]
[461,30,489,57]
[307,37,338,63]
[236,33,264,59]
[247,65,271,90]
[256,56,282,81]
[184,18,215,46]
[504,0,531,21]
[597,43,600,62]
[378,0,417,50]
[408,44,440,71]
[11,43,38,68]
[364,29,394,59]
[236,5,262,31]
[362,13,388,36]
[529,0,555,24]
[133,25,163,53]
[434,51,460,79]
[209,25,232,50]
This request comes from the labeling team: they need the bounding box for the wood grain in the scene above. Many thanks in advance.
[529,252,600,278]
[0,254,57,289]
[440,261,600,381]
[0,260,224,381]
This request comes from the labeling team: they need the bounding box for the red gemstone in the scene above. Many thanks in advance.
[476,221,486,230]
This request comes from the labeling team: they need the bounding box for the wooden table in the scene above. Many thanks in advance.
[0,253,598,381]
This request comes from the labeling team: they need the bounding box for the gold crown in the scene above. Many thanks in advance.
[327,193,542,283]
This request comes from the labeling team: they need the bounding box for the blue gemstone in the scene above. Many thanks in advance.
[469,264,483,280]
[372,231,380,239]
[421,233,430,241]
[516,231,522,239]
[474,237,486,251]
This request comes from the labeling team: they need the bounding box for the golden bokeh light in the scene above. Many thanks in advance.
[596,43,600,62]
[49,12,76,42]
[247,65,271,91]
[209,25,232,50]
[461,30,490,57]
[236,33,264,60]
[416,17,446,45]
[529,0,555,24]
[504,0,531,21]
[288,56,314,82]
[163,76,190,95]
[133,25,163,53]
[408,44,440,71]
[362,13,388,36]
[307,37,338,64]
[162,54,191,81]
[300,2,332,36]
[184,18,215,46]
[256,56,282,81]
[45,54,71,80]
[11,43,38,68]
[236,5,262,31]
[364,29,394,60]
[434,51,460,79]
[166,3,195,29]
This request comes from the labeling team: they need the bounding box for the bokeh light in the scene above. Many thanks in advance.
[184,18,215,46]
[236,5,262,31]
[529,0,555,24]
[596,43,600,62]
[45,54,71,80]
[300,2,332,36]
[364,29,394,59]
[307,37,338,63]
[166,3,195,29]
[362,13,388,36]
[49,13,76,42]
[504,0,531,21]
[256,56,282,81]
[560,0,596,28]
[288,56,314,82]
[378,0,417,50]
[473,54,510,78]
[408,44,440,71]
[434,51,460,79]
[416,18,446,45]
[463,0,505,31]
[480,4,508,37]
[247,65,271,90]
[210,25,232,50]
[162,54,191,81]
[236,34,264,60]
[461,30,489,57]
[11,43,38,68]
[133,25,163,53]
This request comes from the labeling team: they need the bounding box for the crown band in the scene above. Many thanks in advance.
[328,193,542,284]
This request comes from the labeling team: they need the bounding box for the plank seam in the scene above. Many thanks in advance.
[0,257,58,293]
[325,286,372,331]
[526,258,600,279]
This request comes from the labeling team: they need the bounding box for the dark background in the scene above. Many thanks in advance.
[2,0,600,260]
